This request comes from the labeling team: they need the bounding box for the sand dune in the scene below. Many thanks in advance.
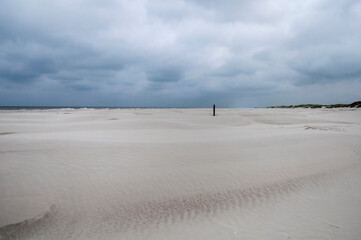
[0,108,360,239]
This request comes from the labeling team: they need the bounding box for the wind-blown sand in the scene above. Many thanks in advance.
[0,108,360,240]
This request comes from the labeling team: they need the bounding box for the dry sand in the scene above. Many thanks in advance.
[0,108,360,239]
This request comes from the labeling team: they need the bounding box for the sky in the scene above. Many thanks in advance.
[0,0,361,107]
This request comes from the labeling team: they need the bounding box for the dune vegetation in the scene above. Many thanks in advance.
[268,101,361,109]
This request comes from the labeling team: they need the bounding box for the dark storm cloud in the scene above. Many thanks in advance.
[147,68,183,83]
[68,84,96,92]
[0,0,360,107]
[0,54,56,84]
[293,55,361,85]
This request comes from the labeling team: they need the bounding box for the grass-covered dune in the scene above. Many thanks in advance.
[268,101,361,109]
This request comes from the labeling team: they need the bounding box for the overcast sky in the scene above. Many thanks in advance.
[1,0,360,107]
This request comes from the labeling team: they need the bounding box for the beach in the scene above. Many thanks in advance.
[0,108,361,239]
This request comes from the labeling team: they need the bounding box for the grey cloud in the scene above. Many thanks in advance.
[0,55,56,84]
[147,68,183,83]
[0,0,360,107]
[288,45,361,86]
[294,58,361,84]
[252,49,274,63]
[68,84,96,92]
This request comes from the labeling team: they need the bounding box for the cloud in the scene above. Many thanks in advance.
[0,0,360,107]
[147,67,183,83]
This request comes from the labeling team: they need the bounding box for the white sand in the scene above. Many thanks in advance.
[0,108,360,240]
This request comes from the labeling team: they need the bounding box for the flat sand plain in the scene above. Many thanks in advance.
[0,108,361,239]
